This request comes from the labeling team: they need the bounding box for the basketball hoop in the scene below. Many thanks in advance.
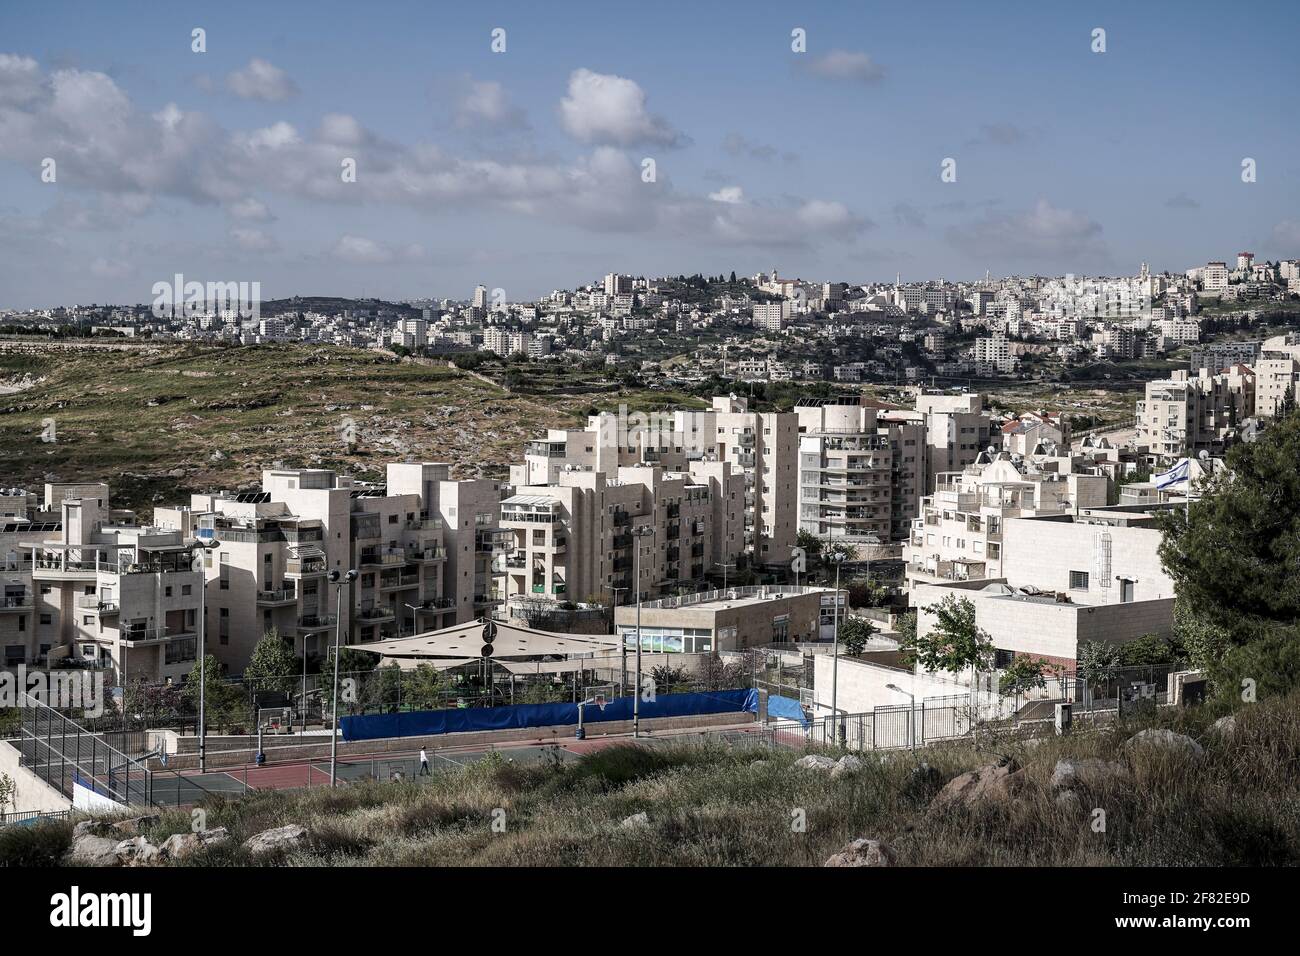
[594,693,607,712]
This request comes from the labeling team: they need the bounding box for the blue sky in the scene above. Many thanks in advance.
[1,0,1297,307]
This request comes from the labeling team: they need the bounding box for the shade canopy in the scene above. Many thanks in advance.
[360,618,622,665]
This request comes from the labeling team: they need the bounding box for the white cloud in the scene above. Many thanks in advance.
[801,50,885,84]
[559,68,686,147]
[330,235,424,264]
[317,112,367,146]
[0,54,45,105]
[947,199,1104,260]
[225,58,298,101]
[0,59,865,256]
[708,186,745,204]
[229,197,274,222]
[454,78,527,129]
[230,228,277,252]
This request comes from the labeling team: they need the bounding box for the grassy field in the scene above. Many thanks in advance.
[6,687,1294,867]
[0,342,698,515]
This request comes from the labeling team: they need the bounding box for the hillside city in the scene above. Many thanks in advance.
[0,4,1295,907]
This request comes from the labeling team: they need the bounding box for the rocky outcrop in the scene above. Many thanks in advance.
[824,838,897,867]
[1125,729,1204,759]
[930,758,1026,810]
[1049,758,1130,793]
[243,824,308,857]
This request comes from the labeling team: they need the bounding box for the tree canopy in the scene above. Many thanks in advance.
[1157,407,1300,644]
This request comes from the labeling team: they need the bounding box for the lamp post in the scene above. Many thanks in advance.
[189,539,219,773]
[717,561,735,593]
[328,568,357,787]
[886,683,916,751]
[404,601,422,638]
[610,586,629,696]
[630,526,654,737]
[829,550,846,746]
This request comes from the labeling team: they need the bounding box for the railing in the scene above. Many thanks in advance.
[257,588,296,603]
[1,593,33,609]
[298,614,337,629]
[15,690,154,808]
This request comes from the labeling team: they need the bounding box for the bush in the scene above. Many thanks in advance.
[1208,628,1300,706]
[0,820,73,866]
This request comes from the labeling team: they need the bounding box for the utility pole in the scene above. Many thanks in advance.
[630,526,653,736]
[328,568,357,787]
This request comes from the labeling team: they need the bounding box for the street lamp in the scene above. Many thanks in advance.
[886,683,916,752]
[609,586,629,695]
[829,550,846,747]
[328,568,358,787]
[630,526,654,738]
[188,538,219,773]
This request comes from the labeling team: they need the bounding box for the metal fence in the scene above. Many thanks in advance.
[14,691,154,808]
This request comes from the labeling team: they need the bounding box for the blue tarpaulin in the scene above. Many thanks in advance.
[340,688,753,742]
[764,694,810,727]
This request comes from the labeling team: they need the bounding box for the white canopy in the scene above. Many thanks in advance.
[361,618,622,664]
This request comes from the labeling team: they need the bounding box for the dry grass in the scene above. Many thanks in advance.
[9,689,1297,867]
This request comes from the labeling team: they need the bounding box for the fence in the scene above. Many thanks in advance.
[0,809,71,829]
[14,691,154,808]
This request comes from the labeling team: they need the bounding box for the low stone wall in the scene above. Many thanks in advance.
[149,710,755,771]
[0,741,72,814]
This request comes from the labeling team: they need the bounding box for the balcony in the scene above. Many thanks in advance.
[76,596,119,614]
[405,545,446,563]
[1,592,33,612]
[121,625,194,647]
[359,548,406,568]
[297,614,337,631]
[356,606,395,623]
[256,588,297,606]
[32,558,100,581]
[286,556,328,577]
[379,573,420,591]
[419,596,457,610]
[611,533,632,549]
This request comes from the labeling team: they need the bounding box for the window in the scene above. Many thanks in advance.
[1069,570,1090,591]
[182,584,192,596]
[387,514,398,524]
[40,614,52,625]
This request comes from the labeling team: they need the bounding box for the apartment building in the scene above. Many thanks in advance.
[795,398,925,543]
[499,464,744,609]
[155,463,502,674]
[902,456,1109,593]
[752,300,791,332]
[1,483,203,683]
[1202,261,1229,292]
[1254,334,1300,417]
[1135,366,1255,461]
[1189,340,1261,375]
[911,392,996,482]
[911,505,1178,673]
[972,332,1016,374]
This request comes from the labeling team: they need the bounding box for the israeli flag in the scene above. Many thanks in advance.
[1155,458,1191,491]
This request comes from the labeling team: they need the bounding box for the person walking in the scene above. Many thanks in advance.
[418,748,430,776]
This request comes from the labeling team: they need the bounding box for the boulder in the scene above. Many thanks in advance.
[1049,758,1130,793]
[830,755,864,779]
[111,814,160,836]
[1125,728,1204,759]
[1209,715,1236,739]
[158,827,231,862]
[619,812,649,830]
[67,832,122,867]
[242,824,308,856]
[823,838,897,867]
[794,754,838,772]
[930,759,1026,810]
[1054,790,1083,814]
[114,836,163,867]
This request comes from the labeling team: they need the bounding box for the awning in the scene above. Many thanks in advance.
[360,618,622,662]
